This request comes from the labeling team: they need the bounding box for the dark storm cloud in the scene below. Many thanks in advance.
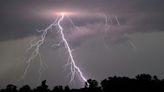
[0,0,164,41]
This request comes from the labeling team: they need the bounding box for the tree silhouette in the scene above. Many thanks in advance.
[34,80,50,92]
[5,84,17,92]
[1,74,164,92]
[64,85,70,92]
[87,79,98,88]
[19,85,31,92]
[52,85,63,92]
[136,74,152,81]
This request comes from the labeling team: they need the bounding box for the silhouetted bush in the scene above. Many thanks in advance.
[19,85,31,92]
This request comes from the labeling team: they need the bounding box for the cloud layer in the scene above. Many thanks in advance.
[0,0,164,42]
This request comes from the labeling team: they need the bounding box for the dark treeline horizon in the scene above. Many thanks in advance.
[1,74,164,92]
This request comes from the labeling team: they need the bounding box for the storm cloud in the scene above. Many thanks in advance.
[0,0,164,42]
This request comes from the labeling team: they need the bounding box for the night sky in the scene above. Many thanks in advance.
[0,0,164,89]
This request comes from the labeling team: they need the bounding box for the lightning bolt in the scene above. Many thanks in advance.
[58,13,88,84]
[20,12,88,86]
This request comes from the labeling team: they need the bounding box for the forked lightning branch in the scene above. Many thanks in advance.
[21,12,88,85]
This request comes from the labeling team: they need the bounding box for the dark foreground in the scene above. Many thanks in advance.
[1,74,164,92]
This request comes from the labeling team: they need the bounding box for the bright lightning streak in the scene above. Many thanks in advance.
[20,12,88,86]
[57,13,88,84]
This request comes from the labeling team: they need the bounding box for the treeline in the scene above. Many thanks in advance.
[1,74,164,92]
